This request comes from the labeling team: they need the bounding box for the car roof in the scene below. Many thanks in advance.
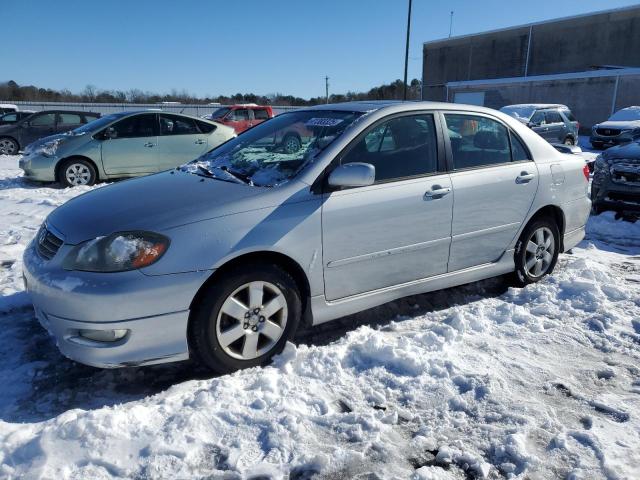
[31,109,100,115]
[502,103,569,111]
[298,100,505,116]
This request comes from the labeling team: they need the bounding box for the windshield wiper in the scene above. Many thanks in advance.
[215,165,252,185]
[194,164,237,184]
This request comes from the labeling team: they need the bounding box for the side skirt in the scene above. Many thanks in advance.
[311,249,515,325]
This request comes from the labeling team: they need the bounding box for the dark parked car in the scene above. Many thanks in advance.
[0,110,100,155]
[0,111,34,126]
[500,104,579,146]
[590,106,640,149]
[591,140,640,214]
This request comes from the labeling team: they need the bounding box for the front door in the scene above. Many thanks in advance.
[21,112,56,145]
[544,110,566,143]
[322,113,453,301]
[529,110,553,142]
[101,113,159,175]
[442,112,538,271]
[156,113,209,171]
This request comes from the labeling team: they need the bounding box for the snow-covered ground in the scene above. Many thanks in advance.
[0,154,639,479]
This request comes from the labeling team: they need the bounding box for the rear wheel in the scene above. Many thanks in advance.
[189,263,301,373]
[282,133,302,154]
[512,217,560,286]
[563,136,575,146]
[0,137,19,155]
[59,158,97,187]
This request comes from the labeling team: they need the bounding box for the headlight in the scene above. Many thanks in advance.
[37,138,64,157]
[64,232,169,272]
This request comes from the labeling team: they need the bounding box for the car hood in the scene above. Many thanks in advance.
[23,133,68,153]
[47,170,269,244]
[594,120,640,130]
[601,141,640,162]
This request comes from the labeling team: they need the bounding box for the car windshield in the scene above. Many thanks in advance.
[608,107,640,122]
[182,110,363,187]
[210,107,231,119]
[70,113,125,135]
[500,105,537,121]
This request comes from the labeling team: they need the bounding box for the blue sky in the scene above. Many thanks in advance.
[3,0,639,99]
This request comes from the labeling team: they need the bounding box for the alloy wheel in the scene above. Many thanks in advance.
[215,281,288,360]
[65,163,92,186]
[524,226,555,278]
[0,138,18,155]
[283,136,301,154]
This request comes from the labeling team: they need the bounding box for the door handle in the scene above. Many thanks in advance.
[424,186,451,199]
[516,172,535,183]
[144,142,155,148]
[194,139,206,144]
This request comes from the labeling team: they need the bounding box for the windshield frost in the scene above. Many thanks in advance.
[182,110,362,187]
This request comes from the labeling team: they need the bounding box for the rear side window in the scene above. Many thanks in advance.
[443,114,511,169]
[545,111,563,124]
[111,113,157,138]
[510,133,531,162]
[83,113,100,123]
[253,109,270,120]
[196,120,216,134]
[562,110,576,122]
[159,114,199,135]
[2,113,17,122]
[58,113,83,126]
[341,114,438,182]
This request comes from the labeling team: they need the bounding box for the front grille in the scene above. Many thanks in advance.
[596,128,621,136]
[36,225,63,260]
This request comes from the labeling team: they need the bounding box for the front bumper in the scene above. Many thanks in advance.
[23,239,211,368]
[592,182,640,212]
[19,152,58,182]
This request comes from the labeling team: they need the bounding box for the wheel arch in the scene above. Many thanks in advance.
[524,204,566,250]
[55,155,100,182]
[188,250,312,327]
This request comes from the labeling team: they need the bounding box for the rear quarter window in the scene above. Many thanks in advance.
[196,120,216,134]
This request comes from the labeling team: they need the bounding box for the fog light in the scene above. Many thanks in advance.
[78,329,128,342]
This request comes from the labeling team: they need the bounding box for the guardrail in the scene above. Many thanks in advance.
[3,101,303,117]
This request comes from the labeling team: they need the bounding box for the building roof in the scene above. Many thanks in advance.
[423,4,640,46]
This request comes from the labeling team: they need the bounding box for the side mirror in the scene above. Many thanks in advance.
[527,122,539,128]
[103,127,117,139]
[328,162,375,188]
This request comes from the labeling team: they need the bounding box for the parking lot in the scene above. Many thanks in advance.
[1,152,639,479]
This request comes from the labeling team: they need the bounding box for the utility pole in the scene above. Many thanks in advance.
[325,76,329,104]
[449,11,454,38]
[403,0,413,101]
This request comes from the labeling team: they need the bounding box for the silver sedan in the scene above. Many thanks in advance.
[23,101,591,372]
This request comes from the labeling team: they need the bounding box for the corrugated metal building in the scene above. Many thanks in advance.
[422,5,640,130]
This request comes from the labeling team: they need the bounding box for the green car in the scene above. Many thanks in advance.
[19,111,236,187]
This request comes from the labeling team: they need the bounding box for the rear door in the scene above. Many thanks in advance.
[322,112,453,300]
[56,112,84,133]
[156,113,209,171]
[100,113,159,175]
[442,112,538,271]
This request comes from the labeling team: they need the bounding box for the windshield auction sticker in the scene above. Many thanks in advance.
[305,118,344,127]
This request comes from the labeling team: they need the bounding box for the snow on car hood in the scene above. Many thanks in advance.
[601,140,640,162]
[593,120,640,130]
[46,170,268,244]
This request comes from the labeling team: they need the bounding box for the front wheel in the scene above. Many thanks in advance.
[282,133,302,154]
[189,263,301,374]
[59,158,97,187]
[512,217,560,286]
[563,136,575,146]
[0,137,19,155]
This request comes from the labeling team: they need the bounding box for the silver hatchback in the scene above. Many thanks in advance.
[23,101,591,372]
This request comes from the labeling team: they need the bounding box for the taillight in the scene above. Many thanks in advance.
[583,164,590,180]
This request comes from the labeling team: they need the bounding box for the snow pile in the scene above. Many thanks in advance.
[1,154,639,479]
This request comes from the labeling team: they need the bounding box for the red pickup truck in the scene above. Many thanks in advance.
[209,104,273,134]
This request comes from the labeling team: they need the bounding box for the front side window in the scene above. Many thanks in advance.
[30,113,56,126]
[230,109,249,121]
[159,114,199,135]
[1,113,17,122]
[184,110,361,187]
[545,111,563,124]
[444,114,511,169]
[530,111,546,125]
[58,113,83,126]
[111,114,157,139]
[341,114,438,182]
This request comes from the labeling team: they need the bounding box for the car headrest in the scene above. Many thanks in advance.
[474,130,507,150]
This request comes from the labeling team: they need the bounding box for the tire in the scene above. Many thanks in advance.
[0,137,19,155]
[563,136,575,146]
[282,133,302,154]
[512,217,560,287]
[189,263,302,374]
[58,158,97,187]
